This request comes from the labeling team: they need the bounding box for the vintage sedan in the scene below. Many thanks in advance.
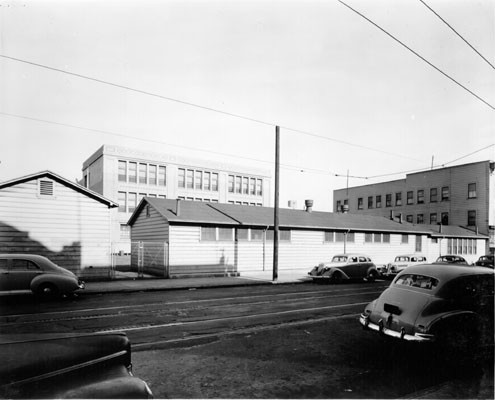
[360,264,494,351]
[385,254,427,278]
[0,332,153,399]
[434,255,468,265]
[0,254,84,297]
[475,255,494,268]
[308,254,379,283]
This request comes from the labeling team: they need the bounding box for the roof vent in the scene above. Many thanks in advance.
[341,204,349,214]
[39,179,54,196]
[305,199,313,213]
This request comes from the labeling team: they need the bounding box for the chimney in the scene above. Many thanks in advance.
[438,223,442,233]
[398,213,403,223]
[341,204,349,214]
[305,199,314,213]
[176,198,181,216]
[390,210,394,221]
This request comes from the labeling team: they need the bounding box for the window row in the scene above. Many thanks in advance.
[447,238,477,255]
[346,183,477,211]
[178,168,218,191]
[404,212,449,225]
[118,191,166,213]
[118,160,166,186]
[200,227,291,242]
[178,196,219,203]
[227,175,263,196]
[227,201,263,206]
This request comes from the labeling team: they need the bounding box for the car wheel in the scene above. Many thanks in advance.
[330,272,343,284]
[367,270,378,282]
[35,283,59,298]
[433,320,481,363]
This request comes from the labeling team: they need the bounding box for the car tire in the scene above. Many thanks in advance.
[35,282,59,298]
[433,319,481,364]
[367,270,378,282]
[330,272,343,284]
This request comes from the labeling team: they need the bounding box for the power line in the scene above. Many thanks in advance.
[338,0,495,111]
[0,53,430,162]
[419,0,495,70]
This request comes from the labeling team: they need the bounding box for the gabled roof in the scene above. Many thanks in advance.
[0,171,118,208]
[129,198,446,235]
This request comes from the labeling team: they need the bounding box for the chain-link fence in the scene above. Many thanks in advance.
[130,241,168,278]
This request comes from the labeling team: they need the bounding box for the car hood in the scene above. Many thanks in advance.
[321,262,347,268]
[369,286,432,330]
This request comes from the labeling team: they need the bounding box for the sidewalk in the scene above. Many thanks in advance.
[82,270,312,295]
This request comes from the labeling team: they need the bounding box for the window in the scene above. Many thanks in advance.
[146,205,151,217]
[468,183,476,199]
[128,192,137,213]
[203,172,211,191]
[357,198,363,210]
[430,188,437,202]
[250,178,256,195]
[139,163,147,184]
[336,200,341,211]
[376,195,382,208]
[201,227,216,241]
[12,259,40,270]
[430,213,437,224]
[118,161,127,182]
[395,192,402,206]
[280,230,291,241]
[417,214,424,224]
[441,186,449,201]
[256,179,263,196]
[365,233,372,242]
[441,212,449,225]
[235,176,241,193]
[185,170,193,189]
[242,177,249,194]
[401,234,409,244]
[118,191,126,213]
[467,210,476,226]
[195,170,202,190]
[128,162,137,183]
[383,233,390,243]
[120,224,130,239]
[373,233,381,243]
[406,215,413,223]
[417,190,424,204]
[386,194,392,207]
[407,191,414,205]
[251,229,264,241]
[324,231,334,242]
[335,232,345,242]
[237,228,249,241]
[218,228,233,241]
[149,165,157,185]
[228,175,234,193]
[158,166,166,186]
[368,196,373,209]
[211,173,218,191]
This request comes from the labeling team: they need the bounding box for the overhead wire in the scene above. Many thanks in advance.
[337,0,495,111]
[419,0,495,70]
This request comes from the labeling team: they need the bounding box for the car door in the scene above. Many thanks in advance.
[7,258,43,291]
[343,256,359,278]
[357,256,372,277]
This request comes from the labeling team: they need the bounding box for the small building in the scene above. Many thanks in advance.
[0,171,118,280]
[128,198,488,278]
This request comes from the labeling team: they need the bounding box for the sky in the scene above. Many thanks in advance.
[1,0,494,211]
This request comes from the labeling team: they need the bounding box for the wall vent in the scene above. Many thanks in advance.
[39,179,54,196]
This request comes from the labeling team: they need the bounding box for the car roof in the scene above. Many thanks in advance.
[399,263,494,280]
[333,254,370,257]
[395,254,425,258]
[0,254,50,262]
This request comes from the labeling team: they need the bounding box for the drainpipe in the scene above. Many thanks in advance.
[344,229,350,254]
[263,225,269,271]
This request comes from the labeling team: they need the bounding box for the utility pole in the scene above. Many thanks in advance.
[273,126,280,282]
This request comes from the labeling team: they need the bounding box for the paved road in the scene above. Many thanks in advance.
[0,281,493,398]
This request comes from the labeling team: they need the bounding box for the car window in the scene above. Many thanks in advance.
[332,256,347,262]
[411,257,417,262]
[395,274,439,290]
[11,259,40,270]
[350,257,358,262]
[358,257,366,262]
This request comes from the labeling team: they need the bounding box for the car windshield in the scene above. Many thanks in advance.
[394,274,439,290]
[332,256,347,262]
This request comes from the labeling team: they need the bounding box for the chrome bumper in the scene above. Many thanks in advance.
[359,314,435,342]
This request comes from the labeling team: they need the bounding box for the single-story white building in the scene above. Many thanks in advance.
[0,171,118,280]
[128,198,488,278]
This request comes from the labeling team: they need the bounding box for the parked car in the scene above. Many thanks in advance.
[0,254,84,297]
[475,255,494,268]
[0,332,153,399]
[385,254,427,278]
[308,254,379,283]
[435,255,468,265]
[360,264,494,352]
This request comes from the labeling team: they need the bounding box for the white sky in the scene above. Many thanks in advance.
[1,0,494,211]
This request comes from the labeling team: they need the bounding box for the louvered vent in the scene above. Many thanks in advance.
[39,180,54,196]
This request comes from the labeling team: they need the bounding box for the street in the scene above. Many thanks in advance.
[1,281,493,398]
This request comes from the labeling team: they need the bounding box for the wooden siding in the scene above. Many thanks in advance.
[131,205,169,242]
[0,179,112,277]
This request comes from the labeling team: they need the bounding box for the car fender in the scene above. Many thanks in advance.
[366,266,378,275]
[30,274,78,293]
[419,310,480,333]
[322,267,350,279]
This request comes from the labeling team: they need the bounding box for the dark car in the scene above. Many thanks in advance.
[475,255,494,268]
[360,264,494,351]
[0,332,153,399]
[0,254,84,297]
[308,254,379,283]
[435,255,468,265]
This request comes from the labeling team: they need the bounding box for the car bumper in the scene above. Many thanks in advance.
[78,280,85,290]
[359,314,435,342]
